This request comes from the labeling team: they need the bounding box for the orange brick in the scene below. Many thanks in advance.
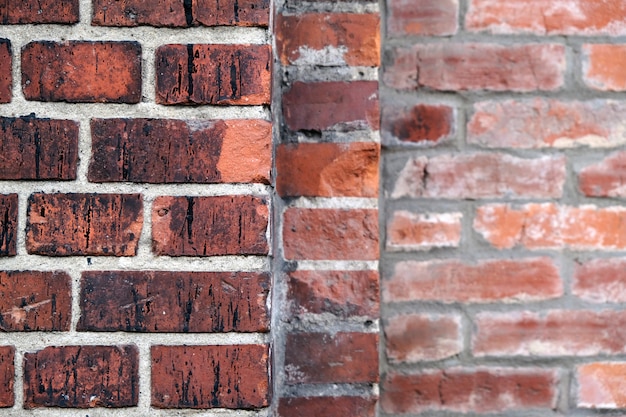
[386,211,461,251]
[584,45,626,91]
[578,363,626,408]
[387,0,458,36]
[579,151,626,197]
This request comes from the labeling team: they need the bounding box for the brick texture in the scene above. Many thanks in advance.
[278,396,376,417]
[579,151,626,197]
[0,346,13,407]
[0,0,78,24]
[577,363,626,408]
[382,103,455,145]
[387,0,458,36]
[0,39,10,103]
[0,194,17,256]
[583,44,626,91]
[573,258,626,303]
[386,211,462,251]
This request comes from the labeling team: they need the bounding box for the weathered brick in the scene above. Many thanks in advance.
[382,103,455,145]
[387,0,458,36]
[474,204,626,250]
[276,14,380,66]
[384,258,562,303]
[579,151,626,197]
[392,154,566,199]
[152,196,268,256]
[285,332,378,384]
[0,40,10,103]
[151,345,269,409]
[0,116,78,180]
[156,44,270,105]
[574,259,626,303]
[276,142,379,197]
[0,346,13,407]
[386,211,462,251]
[385,313,462,363]
[93,0,269,27]
[0,194,17,257]
[23,345,139,408]
[583,44,626,91]
[79,271,269,332]
[577,363,626,408]
[89,118,271,184]
[26,193,143,256]
[283,208,379,260]
[283,81,379,131]
[0,0,78,24]
[287,270,379,317]
[385,43,565,92]
[278,396,376,417]
[0,271,71,331]
[382,368,558,414]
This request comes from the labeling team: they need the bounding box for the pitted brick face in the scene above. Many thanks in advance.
[0,0,78,24]
[0,40,10,103]
[0,194,17,257]
[0,346,13,407]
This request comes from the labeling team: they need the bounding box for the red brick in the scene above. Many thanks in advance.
[577,363,626,408]
[392,153,566,199]
[0,194,17,257]
[89,118,271,184]
[0,346,13,407]
[466,0,626,35]
[583,44,626,91]
[156,44,270,105]
[283,81,379,131]
[23,345,139,408]
[387,211,461,251]
[79,271,269,332]
[0,271,71,331]
[579,151,626,197]
[287,270,379,317]
[573,258,626,303]
[26,193,143,256]
[22,41,141,103]
[385,313,462,363]
[0,40,10,103]
[0,116,78,180]
[276,142,379,197]
[93,0,269,27]
[387,0,458,36]
[0,0,78,24]
[384,43,565,92]
[276,13,380,66]
[151,345,269,409]
[278,396,376,417]
[382,103,455,145]
[152,195,268,256]
[283,208,379,260]
[384,258,562,304]
[381,368,558,414]
[285,332,378,384]
[473,310,626,356]
[474,204,626,250]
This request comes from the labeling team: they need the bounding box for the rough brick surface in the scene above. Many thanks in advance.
[22,41,142,103]
[0,271,71,331]
[151,345,269,409]
[583,44,626,91]
[26,193,143,256]
[0,194,17,256]
[152,195,269,256]
[23,345,139,408]
[283,81,379,131]
[0,0,78,24]
[276,142,379,197]
[284,332,378,384]
[386,211,462,251]
[89,118,271,184]
[287,270,379,317]
[0,40,10,103]
[0,346,13,407]
[278,396,376,417]
[156,44,271,105]
[283,208,379,260]
[574,258,626,303]
[93,0,269,27]
[384,258,562,304]
[577,363,626,408]
[579,151,626,197]
[382,103,455,145]
[79,271,269,332]
[0,116,78,180]
[276,13,380,66]
[381,369,558,414]
[387,0,458,36]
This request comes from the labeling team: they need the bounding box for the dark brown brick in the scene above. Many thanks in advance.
[0,116,79,180]
[285,332,379,384]
[278,396,376,417]
[0,40,10,103]
[0,271,71,331]
[79,271,269,332]
[152,195,269,256]
[89,118,271,184]
[0,0,78,24]
[0,194,17,257]
[0,346,14,407]
[156,44,270,105]
[22,41,141,103]
[26,193,143,256]
[151,345,269,409]
[382,103,455,145]
[23,345,139,408]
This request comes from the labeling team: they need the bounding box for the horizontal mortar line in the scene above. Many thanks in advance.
[292,260,379,271]
[285,197,378,210]
[281,3,380,14]
[283,66,379,82]
[289,130,381,144]
[285,318,380,334]
[281,382,379,398]
[0,409,268,417]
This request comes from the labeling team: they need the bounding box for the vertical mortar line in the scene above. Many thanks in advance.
[79,0,93,29]
[16,188,28,256]
[142,43,157,106]
[68,269,83,334]
[137,340,152,413]
[12,348,23,411]
[137,196,153,258]
[76,117,92,184]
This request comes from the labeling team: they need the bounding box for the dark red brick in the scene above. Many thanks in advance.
[26,193,143,256]
[0,116,78,180]
[0,271,71,331]
[284,332,378,384]
[278,396,376,417]
[0,346,13,407]
[382,104,454,145]
[79,271,269,332]
[0,0,78,24]
[0,40,10,103]
[156,44,270,105]
[0,194,17,257]
[152,195,269,256]
[22,41,141,103]
[151,345,269,409]
[89,118,271,184]
[23,345,139,408]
